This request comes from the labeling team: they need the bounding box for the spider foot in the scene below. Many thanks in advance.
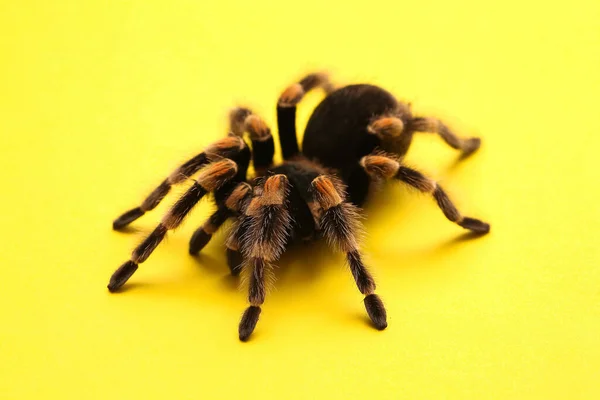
[238,306,261,342]
[189,228,212,255]
[364,294,388,330]
[459,217,490,234]
[461,137,481,157]
[107,260,138,292]
[113,207,145,230]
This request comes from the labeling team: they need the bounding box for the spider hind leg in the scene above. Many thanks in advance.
[408,117,481,156]
[360,154,490,233]
[277,72,335,160]
[229,107,274,176]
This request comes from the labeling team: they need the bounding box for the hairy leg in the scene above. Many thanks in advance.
[360,154,490,233]
[112,137,246,229]
[108,160,239,292]
[310,175,387,330]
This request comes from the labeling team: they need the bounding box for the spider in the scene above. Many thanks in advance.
[107,72,491,341]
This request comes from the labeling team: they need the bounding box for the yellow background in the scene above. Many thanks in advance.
[1,0,599,398]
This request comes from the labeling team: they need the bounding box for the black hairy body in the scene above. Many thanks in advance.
[108,73,490,341]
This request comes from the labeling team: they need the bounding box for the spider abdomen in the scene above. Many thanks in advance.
[302,84,399,171]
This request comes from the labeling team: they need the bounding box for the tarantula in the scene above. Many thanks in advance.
[107,72,490,341]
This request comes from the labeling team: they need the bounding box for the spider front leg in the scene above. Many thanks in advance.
[107,159,239,292]
[112,136,246,229]
[360,154,490,233]
[234,175,292,341]
[310,175,388,330]
[277,72,335,160]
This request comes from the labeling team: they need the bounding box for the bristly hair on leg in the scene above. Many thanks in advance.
[225,220,245,276]
[408,116,481,156]
[112,136,246,230]
[240,175,293,262]
[309,175,364,253]
[108,160,239,292]
[188,181,254,255]
[188,207,231,255]
[234,174,294,341]
[367,115,405,140]
[228,107,275,176]
[236,176,290,295]
[360,153,490,234]
[309,174,386,330]
[228,107,272,142]
[239,305,261,341]
[278,72,334,108]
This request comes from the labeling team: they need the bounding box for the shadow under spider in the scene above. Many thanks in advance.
[111,234,339,299]
[440,230,490,247]
[112,225,144,235]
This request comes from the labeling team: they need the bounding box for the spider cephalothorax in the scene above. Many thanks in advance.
[108,72,490,341]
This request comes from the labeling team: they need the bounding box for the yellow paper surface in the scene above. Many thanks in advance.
[1,1,599,399]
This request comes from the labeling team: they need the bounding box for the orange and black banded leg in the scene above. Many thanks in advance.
[408,117,481,156]
[367,115,415,157]
[235,175,292,341]
[229,107,274,176]
[360,154,490,233]
[107,160,238,292]
[223,183,255,275]
[188,208,232,255]
[188,141,252,255]
[224,183,258,277]
[112,136,246,230]
[310,175,387,330]
[277,72,335,160]
[225,234,245,277]
[188,182,252,255]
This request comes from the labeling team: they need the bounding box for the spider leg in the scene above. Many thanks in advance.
[188,182,252,256]
[188,207,232,255]
[225,240,244,276]
[360,154,490,233]
[187,138,252,255]
[235,175,292,341]
[367,115,414,157]
[112,136,246,230]
[277,72,335,160]
[229,107,274,176]
[408,116,481,156]
[310,175,388,331]
[107,159,238,292]
[222,182,259,276]
[187,108,268,256]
